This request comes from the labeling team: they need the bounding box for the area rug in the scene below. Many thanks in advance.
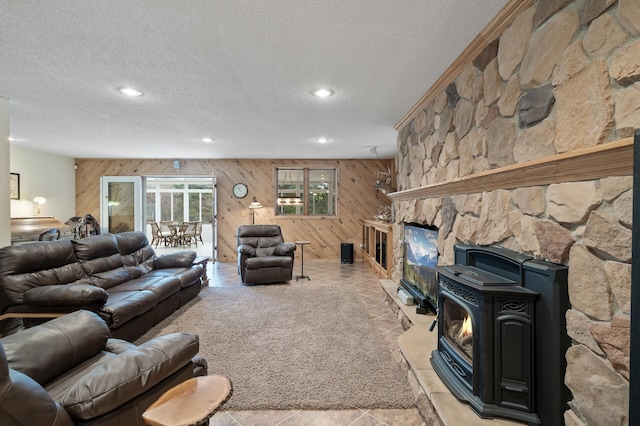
[137,285,415,410]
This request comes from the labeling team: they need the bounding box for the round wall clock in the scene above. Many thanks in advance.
[233,183,248,198]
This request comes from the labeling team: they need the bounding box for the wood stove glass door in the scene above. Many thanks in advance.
[442,298,473,364]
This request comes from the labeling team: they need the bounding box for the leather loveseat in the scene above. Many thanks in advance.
[0,310,207,425]
[236,224,296,284]
[0,231,205,341]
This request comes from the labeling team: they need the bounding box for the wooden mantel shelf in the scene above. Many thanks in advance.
[388,137,633,202]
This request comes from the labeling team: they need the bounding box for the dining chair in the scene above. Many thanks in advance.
[150,221,171,247]
[38,228,60,241]
[158,221,176,246]
[182,222,198,246]
[194,221,204,245]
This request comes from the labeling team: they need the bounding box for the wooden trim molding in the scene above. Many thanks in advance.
[387,138,634,202]
[394,0,536,131]
[0,312,66,320]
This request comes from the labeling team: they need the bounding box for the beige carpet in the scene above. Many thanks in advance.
[137,285,415,410]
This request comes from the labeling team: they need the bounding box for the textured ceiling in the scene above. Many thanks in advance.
[0,1,506,159]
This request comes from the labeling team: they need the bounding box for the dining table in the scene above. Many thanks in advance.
[159,222,187,247]
[169,223,188,246]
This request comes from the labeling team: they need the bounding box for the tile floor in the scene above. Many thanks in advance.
[154,247,424,426]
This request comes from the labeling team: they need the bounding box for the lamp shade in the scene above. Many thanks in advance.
[248,197,263,209]
[33,196,46,216]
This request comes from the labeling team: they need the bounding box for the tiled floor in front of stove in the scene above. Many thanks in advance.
[210,408,424,426]
[203,260,424,426]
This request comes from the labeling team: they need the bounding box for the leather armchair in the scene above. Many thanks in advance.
[0,310,207,425]
[236,225,296,284]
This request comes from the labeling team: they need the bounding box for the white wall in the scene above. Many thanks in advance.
[9,145,75,221]
[0,97,10,247]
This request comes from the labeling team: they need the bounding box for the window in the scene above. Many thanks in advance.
[145,178,213,223]
[276,168,336,216]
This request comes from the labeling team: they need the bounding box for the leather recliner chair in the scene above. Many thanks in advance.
[0,310,207,425]
[236,225,296,284]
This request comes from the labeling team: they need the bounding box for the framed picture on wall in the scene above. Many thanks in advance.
[10,173,19,199]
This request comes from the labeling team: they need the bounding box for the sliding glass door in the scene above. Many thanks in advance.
[144,176,217,261]
[100,176,143,234]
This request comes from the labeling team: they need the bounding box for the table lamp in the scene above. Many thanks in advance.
[33,196,46,216]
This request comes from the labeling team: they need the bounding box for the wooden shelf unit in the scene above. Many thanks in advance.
[362,220,393,279]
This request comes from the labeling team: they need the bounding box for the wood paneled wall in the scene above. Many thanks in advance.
[75,158,393,262]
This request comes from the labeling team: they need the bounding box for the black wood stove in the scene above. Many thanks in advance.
[430,245,570,425]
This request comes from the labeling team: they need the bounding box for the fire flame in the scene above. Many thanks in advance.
[459,315,472,338]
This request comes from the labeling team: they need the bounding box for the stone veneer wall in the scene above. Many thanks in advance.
[393,1,638,425]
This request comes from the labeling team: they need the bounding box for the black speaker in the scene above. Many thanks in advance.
[341,243,354,264]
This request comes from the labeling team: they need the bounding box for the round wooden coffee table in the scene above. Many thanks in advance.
[142,375,232,426]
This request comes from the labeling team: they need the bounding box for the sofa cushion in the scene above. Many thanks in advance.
[153,251,197,269]
[73,234,120,262]
[0,240,77,274]
[114,231,150,257]
[236,225,284,248]
[24,284,108,307]
[110,275,181,302]
[145,266,203,289]
[43,351,115,403]
[99,290,159,328]
[61,333,199,420]
[115,231,156,274]
[1,311,110,385]
[256,247,275,257]
[0,240,85,307]
[245,255,293,270]
[73,234,132,289]
[86,266,136,290]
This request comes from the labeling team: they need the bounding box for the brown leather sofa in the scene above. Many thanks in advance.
[0,310,207,425]
[0,231,205,341]
[236,225,296,284]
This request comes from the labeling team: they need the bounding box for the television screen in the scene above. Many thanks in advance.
[401,223,439,312]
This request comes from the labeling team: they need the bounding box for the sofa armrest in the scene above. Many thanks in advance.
[1,368,74,426]
[192,355,208,377]
[61,333,200,420]
[105,338,137,354]
[273,242,296,256]
[238,244,256,257]
[23,284,108,307]
[0,342,74,426]
[153,251,197,269]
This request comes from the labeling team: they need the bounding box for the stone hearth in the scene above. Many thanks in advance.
[381,279,526,425]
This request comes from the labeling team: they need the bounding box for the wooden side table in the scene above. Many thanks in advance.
[142,375,232,426]
[294,241,310,281]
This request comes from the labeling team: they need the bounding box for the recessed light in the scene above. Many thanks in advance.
[8,137,15,142]
[315,137,330,143]
[118,87,143,97]
[201,137,214,143]
[312,88,334,98]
